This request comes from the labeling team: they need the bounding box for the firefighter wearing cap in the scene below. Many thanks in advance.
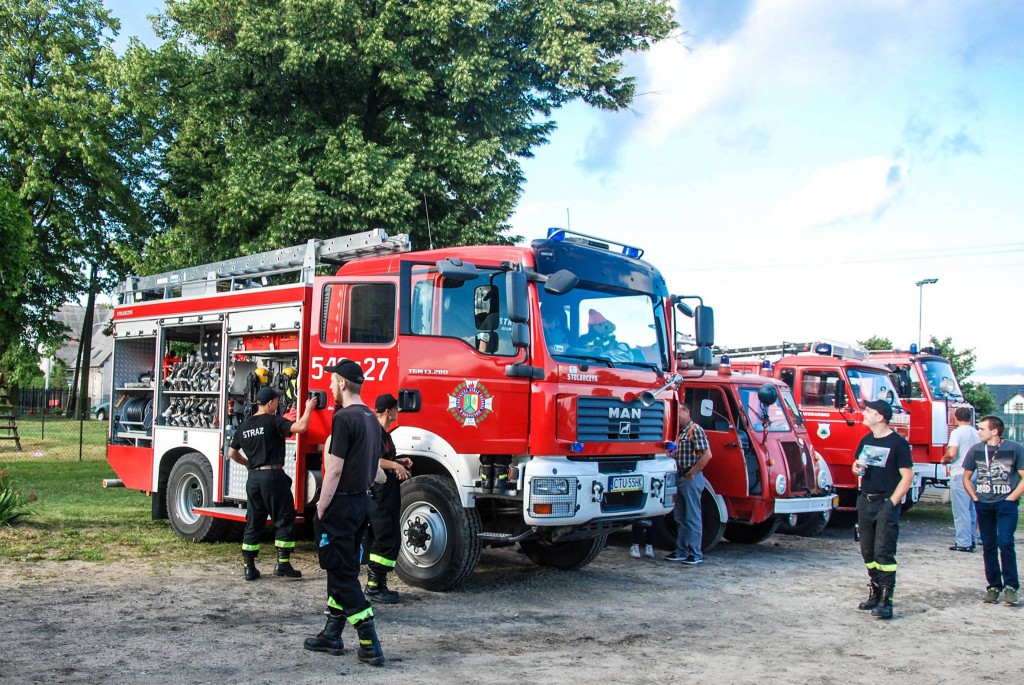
[364,393,412,603]
[851,398,914,619]
[304,359,386,666]
[228,386,317,581]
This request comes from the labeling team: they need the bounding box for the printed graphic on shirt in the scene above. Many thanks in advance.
[976,454,1016,496]
[858,444,891,468]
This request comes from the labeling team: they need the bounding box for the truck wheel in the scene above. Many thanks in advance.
[519,535,607,571]
[655,489,726,552]
[396,475,482,592]
[724,517,781,544]
[778,510,831,537]
[166,453,230,542]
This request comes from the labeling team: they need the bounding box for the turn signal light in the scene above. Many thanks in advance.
[532,503,553,515]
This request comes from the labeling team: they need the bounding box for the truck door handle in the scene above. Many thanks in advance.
[725,442,739,448]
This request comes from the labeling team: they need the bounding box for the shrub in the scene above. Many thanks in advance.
[0,469,36,526]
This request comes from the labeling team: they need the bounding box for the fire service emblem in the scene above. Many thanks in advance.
[448,380,494,427]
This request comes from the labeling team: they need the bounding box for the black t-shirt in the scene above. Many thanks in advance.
[230,412,294,469]
[856,430,913,495]
[381,427,397,462]
[962,440,1024,504]
[330,405,385,492]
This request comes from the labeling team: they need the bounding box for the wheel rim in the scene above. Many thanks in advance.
[175,472,205,525]
[401,502,448,568]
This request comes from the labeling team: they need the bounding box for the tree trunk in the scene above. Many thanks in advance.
[74,263,99,420]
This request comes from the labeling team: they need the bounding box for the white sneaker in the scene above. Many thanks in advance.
[629,544,641,559]
[644,544,655,558]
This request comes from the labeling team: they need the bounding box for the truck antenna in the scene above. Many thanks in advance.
[423,192,434,250]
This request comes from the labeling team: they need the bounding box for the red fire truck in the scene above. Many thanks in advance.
[727,341,918,512]
[660,358,836,549]
[105,228,711,590]
[867,345,971,492]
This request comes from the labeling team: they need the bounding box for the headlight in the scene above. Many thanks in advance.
[665,471,677,488]
[775,474,787,495]
[532,477,570,495]
[815,454,833,489]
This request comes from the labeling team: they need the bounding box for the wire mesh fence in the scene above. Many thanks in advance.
[0,389,108,462]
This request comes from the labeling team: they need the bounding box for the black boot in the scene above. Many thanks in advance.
[871,587,894,619]
[365,570,400,604]
[242,550,260,581]
[273,546,302,579]
[355,618,385,666]
[858,582,881,610]
[303,612,345,655]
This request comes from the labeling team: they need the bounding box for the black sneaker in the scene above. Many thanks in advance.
[949,545,975,552]
[664,552,687,562]
[681,555,704,566]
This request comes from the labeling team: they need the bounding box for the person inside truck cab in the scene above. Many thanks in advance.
[579,309,633,360]
[542,312,572,354]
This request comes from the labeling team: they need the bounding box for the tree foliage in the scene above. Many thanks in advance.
[927,335,996,415]
[0,0,158,355]
[0,180,32,355]
[129,0,677,272]
[858,336,893,351]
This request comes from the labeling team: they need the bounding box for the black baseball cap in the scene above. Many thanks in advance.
[323,359,364,383]
[256,387,279,405]
[863,399,893,423]
[374,393,398,413]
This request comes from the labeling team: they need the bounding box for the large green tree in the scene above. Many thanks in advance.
[130,0,676,271]
[0,181,32,356]
[927,335,996,415]
[1,0,160,413]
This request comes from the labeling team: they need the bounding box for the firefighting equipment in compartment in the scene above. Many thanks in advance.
[253,367,270,384]
[200,330,222,362]
[163,358,220,392]
[161,397,218,428]
[274,366,298,413]
[241,367,269,421]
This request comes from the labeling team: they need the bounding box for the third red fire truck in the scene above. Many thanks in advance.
[105,228,712,590]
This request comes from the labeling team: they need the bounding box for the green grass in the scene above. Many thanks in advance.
[0,459,251,565]
[1,415,109,462]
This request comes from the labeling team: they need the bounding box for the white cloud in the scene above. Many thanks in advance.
[769,156,905,229]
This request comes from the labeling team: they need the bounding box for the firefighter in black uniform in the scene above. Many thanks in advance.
[852,399,914,619]
[365,393,412,603]
[228,386,316,581]
[303,360,386,666]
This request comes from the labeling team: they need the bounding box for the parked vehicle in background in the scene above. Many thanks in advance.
[94,402,109,421]
[659,357,836,550]
[868,344,972,493]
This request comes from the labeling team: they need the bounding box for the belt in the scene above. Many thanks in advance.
[860,491,891,501]
[335,490,368,496]
[254,464,283,471]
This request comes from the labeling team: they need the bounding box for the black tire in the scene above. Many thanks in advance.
[778,509,832,537]
[724,516,781,544]
[96,409,107,421]
[519,535,607,571]
[166,453,230,542]
[656,488,726,552]
[396,475,482,592]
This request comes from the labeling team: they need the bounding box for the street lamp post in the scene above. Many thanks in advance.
[916,278,938,349]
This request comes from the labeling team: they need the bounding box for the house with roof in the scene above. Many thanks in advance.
[986,384,1024,442]
[41,304,114,408]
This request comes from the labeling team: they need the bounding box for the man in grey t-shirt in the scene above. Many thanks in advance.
[962,415,1024,606]
[944,407,981,551]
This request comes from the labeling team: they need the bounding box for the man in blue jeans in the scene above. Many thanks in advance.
[962,415,1024,606]
[666,404,712,565]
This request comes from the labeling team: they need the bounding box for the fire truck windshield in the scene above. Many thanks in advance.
[847,368,905,411]
[918,358,963,400]
[539,287,668,371]
[739,386,791,433]
[779,387,805,429]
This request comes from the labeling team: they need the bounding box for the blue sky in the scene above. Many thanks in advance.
[106,1,1024,385]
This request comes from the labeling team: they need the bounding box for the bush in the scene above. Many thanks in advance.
[0,469,36,526]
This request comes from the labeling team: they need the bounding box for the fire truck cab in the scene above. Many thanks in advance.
[105,228,710,590]
[663,359,836,548]
[868,345,971,491]
[731,341,917,511]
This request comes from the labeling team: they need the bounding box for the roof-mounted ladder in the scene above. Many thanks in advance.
[118,229,411,301]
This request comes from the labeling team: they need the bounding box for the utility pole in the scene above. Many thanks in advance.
[915,278,938,349]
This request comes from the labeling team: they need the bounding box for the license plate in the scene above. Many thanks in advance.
[608,475,644,493]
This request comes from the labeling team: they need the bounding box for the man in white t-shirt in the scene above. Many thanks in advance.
[944,406,980,551]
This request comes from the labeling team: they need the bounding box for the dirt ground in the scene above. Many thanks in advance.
[1,507,1020,685]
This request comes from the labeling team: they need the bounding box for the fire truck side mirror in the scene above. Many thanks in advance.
[693,347,713,367]
[542,269,578,296]
[511,322,530,350]
[833,380,848,409]
[694,306,714,347]
[506,271,530,323]
[436,258,480,283]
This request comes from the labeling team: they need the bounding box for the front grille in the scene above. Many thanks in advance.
[577,397,665,442]
[780,441,813,494]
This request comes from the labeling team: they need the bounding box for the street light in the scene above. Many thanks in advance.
[916,278,938,349]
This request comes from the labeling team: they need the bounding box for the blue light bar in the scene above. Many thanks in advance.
[622,246,640,259]
[909,343,918,354]
[761,359,773,371]
[814,343,833,356]
[571,441,584,453]
[547,227,566,241]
